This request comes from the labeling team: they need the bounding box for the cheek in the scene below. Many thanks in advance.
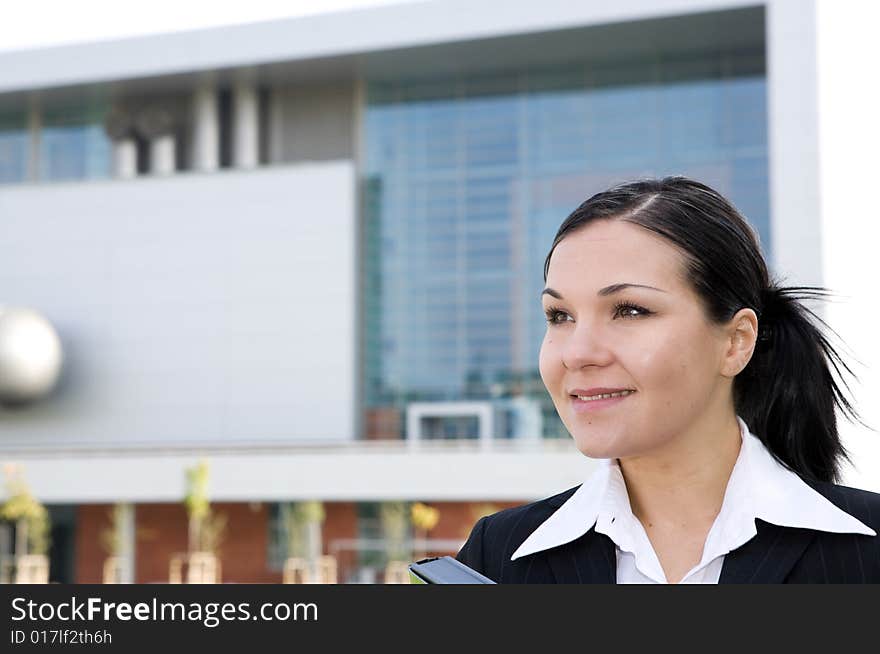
[630,327,717,399]
[634,342,680,387]
[538,333,559,392]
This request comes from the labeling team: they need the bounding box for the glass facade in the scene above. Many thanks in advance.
[363,50,769,440]
[0,109,28,184]
[40,100,111,182]
[0,99,111,185]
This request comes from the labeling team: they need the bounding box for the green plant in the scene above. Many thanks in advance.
[411,502,440,560]
[411,502,440,532]
[380,501,411,562]
[281,501,325,560]
[100,503,126,556]
[183,460,226,553]
[0,464,50,556]
[199,511,227,554]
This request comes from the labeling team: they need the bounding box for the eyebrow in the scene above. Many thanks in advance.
[541,283,668,299]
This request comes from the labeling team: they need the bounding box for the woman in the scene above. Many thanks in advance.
[456,177,880,583]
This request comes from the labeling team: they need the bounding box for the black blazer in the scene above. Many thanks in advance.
[456,480,880,583]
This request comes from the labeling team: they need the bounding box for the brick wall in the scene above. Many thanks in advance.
[75,501,362,583]
[74,504,113,583]
[74,499,525,583]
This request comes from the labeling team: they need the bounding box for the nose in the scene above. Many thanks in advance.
[561,320,614,370]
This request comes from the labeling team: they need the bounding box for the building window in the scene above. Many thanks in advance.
[39,100,111,182]
[0,109,28,184]
[266,503,286,571]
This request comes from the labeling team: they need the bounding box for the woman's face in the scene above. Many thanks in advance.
[539,219,733,460]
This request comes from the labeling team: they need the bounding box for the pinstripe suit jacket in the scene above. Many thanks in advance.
[455,480,880,583]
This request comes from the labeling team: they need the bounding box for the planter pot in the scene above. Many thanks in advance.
[14,554,49,584]
[168,551,221,584]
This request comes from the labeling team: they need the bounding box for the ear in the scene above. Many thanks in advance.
[720,308,758,378]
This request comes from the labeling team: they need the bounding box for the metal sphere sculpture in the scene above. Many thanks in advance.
[0,307,63,406]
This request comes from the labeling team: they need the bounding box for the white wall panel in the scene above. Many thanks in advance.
[0,162,356,448]
[4,444,596,503]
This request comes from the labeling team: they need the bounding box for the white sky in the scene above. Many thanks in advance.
[0,0,419,53]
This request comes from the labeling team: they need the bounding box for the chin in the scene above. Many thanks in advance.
[569,429,624,460]
[575,444,618,460]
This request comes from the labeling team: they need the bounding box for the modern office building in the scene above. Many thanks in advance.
[1,0,877,582]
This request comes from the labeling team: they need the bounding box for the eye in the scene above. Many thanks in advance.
[544,306,573,325]
[614,301,652,319]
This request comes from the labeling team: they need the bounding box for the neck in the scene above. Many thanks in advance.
[618,410,742,529]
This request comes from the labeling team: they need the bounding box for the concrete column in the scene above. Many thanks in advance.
[0,523,11,582]
[306,521,323,581]
[132,106,176,176]
[306,522,322,562]
[192,82,219,172]
[233,80,259,169]
[112,139,137,179]
[106,106,138,179]
[119,503,136,584]
[149,134,176,175]
[267,88,283,164]
[767,0,822,287]
[26,96,40,182]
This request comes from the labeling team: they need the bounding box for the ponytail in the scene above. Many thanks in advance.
[734,286,862,483]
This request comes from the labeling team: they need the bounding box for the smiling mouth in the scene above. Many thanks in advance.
[571,390,636,402]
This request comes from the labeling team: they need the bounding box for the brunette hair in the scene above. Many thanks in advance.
[544,176,862,483]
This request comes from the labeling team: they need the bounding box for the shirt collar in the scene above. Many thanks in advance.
[740,415,875,536]
[511,416,875,562]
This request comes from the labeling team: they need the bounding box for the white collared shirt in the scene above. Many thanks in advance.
[511,416,876,583]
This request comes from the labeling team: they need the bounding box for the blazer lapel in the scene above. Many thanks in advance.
[719,519,817,583]
[544,527,617,584]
